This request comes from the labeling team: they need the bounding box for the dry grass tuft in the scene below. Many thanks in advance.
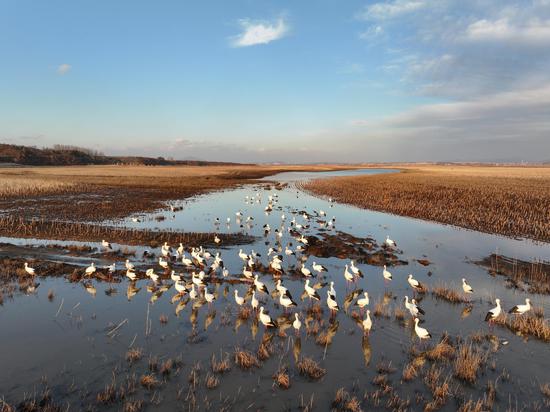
[540,383,550,398]
[238,306,252,320]
[431,284,467,304]
[425,336,456,362]
[159,314,168,324]
[273,367,291,389]
[494,313,550,342]
[126,348,143,364]
[205,373,219,389]
[373,301,390,318]
[123,400,143,412]
[139,374,159,390]
[402,362,418,382]
[257,333,275,361]
[453,343,486,384]
[297,357,326,380]
[96,381,117,404]
[332,388,363,412]
[234,348,260,369]
[211,353,231,374]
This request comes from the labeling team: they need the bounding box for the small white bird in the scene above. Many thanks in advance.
[170,270,182,282]
[485,299,502,322]
[85,262,96,276]
[280,293,297,310]
[414,317,431,340]
[242,266,254,280]
[326,290,339,313]
[204,287,215,304]
[101,239,112,249]
[350,260,363,278]
[259,306,277,328]
[508,298,531,315]
[126,270,137,281]
[234,289,245,306]
[344,264,355,284]
[407,274,423,291]
[222,267,229,277]
[146,268,159,282]
[329,281,336,300]
[462,278,474,294]
[362,310,372,335]
[125,259,135,271]
[301,264,312,277]
[356,292,370,309]
[189,284,198,299]
[214,235,221,244]
[24,262,35,276]
[304,279,321,301]
[404,296,424,317]
[254,275,269,294]
[175,280,187,295]
[293,313,301,334]
[177,243,184,256]
[238,249,248,261]
[181,254,193,266]
[251,291,259,310]
[312,262,327,273]
[159,257,169,269]
[385,235,396,248]
[107,263,116,273]
[382,265,392,282]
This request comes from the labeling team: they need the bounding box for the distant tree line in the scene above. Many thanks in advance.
[50,144,105,157]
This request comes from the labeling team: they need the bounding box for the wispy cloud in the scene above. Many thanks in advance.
[357,0,426,21]
[231,17,289,47]
[465,18,550,44]
[56,63,71,75]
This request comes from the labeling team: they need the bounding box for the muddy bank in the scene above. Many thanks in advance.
[0,217,255,248]
[304,231,408,267]
[476,253,550,294]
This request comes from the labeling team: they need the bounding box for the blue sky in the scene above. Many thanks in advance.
[1,0,550,162]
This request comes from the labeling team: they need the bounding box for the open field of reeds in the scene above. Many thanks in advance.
[302,165,550,242]
[0,164,355,223]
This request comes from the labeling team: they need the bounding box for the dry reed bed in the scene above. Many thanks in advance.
[302,168,550,242]
[494,313,550,342]
[0,216,254,247]
[0,164,354,222]
[477,254,550,294]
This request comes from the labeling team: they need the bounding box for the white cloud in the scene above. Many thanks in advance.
[359,25,383,40]
[465,18,550,44]
[357,0,426,21]
[231,17,289,47]
[56,63,71,75]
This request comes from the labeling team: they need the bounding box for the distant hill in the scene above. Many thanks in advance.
[0,143,240,166]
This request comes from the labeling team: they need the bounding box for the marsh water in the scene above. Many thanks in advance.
[1,169,549,411]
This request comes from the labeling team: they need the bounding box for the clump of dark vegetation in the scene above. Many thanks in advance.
[126,348,143,364]
[477,254,550,294]
[234,348,260,369]
[453,343,486,383]
[431,284,468,304]
[494,312,550,342]
[332,388,362,412]
[296,357,326,380]
[273,366,291,389]
[139,374,159,390]
[211,353,231,374]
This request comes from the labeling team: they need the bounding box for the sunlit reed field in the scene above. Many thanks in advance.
[302,166,550,242]
[0,176,81,198]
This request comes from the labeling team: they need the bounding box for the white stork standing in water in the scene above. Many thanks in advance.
[343,264,355,287]
[125,259,135,271]
[101,239,112,250]
[24,262,36,276]
[356,292,369,311]
[385,235,396,248]
[234,289,245,306]
[293,313,301,334]
[462,278,474,300]
[146,268,159,283]
[326,290,339,315]
[485,299,502,323]
[301,264,312,277]
[126,269,137,281]
[407,274,423,292]
[170,270,182,282]
[159,257,169,269]
[214,235,221,245]
[107,263,116,273]
[259,307,277,328]
[362,310,372,335]
[382,265,392,283]
[254,275,269,294]
[304,279,321,303]
[251,291,259,311]
[312,262,327,274]
[350,260,363,278]
[279,292,297,311]
[404,296,424,317]
[508,298,531,315]
[85,262,96,276]
[414,317,431,340]
[204,287,215,305]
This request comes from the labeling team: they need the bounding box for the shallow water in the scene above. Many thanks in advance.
[1,169,549,411]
